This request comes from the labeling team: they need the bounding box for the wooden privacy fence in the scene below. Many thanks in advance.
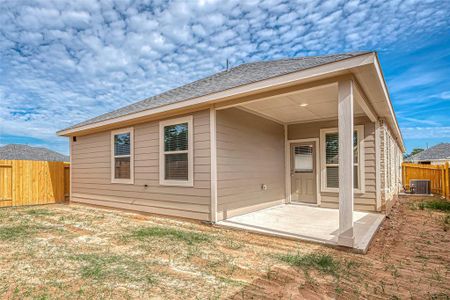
[402,162,450,199]
[0,160,70,208]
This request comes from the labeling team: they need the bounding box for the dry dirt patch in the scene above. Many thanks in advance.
[0,196,448,299]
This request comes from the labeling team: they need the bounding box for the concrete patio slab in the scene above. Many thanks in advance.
[217,204,385,253]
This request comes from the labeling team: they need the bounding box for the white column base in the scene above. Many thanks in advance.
[337,227,354,247]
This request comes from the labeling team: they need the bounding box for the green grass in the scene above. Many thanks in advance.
[70,253,161,285]
[0,225,34,241]
[128,226,211,245]
[416,199,450,212]
[25,208,54,216]
[276,252,341,276]
[71,254,121,280]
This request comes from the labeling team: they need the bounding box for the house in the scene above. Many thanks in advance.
[57,52,404,252]
[405,143,450,165]
[0,144,69,162]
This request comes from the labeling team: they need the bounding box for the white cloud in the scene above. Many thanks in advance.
[402,127,450,139]
[440,91,450,100]
[0,0,449,154]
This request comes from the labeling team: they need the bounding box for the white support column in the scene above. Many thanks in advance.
[210,107,218,223]
[337,79,354,247]
[375,119,382,211]
[69,137,73,203]
[284,124,290,204]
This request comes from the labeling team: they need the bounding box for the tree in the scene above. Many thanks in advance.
[410,148,424,156]
[404,148,424,159]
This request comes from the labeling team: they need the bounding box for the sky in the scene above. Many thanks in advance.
[0,0,449,155]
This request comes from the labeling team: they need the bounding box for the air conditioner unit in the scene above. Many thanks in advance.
[410,180,431,195]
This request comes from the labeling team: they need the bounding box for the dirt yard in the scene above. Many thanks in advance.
[0,196,448,299]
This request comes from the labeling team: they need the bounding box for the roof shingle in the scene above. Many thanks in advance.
[0,144,69,162]
[406,143,450,162]
[61,52,370,131]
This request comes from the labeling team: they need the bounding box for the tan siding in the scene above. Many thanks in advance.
[216,108,285,220]
[71,110,211,221]
[380,119,403,212]
[288,116,377,211]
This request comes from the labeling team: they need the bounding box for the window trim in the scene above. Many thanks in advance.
[159,115,194,187]
[319,125,365,194]
[111,127,134,184]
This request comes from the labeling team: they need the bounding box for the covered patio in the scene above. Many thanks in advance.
[214,67,389,251]
[217,204,385,253]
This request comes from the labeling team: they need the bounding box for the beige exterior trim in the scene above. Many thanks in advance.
[337,79,355,247]
[159,116,194,187]
[286,138,321,205]
[235,106,284,125]
[209,107,218,223]
[111,127,134,185]
[319,125,365,194]
[375,120,382,211]
[284,124,289,204]
[58,54,375,136]
[69,138,73,201]
[285,114,366,125]
[353,78,378,122]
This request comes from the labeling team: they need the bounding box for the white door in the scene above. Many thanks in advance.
[290,142,317,204]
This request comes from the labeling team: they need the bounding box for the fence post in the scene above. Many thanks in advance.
[402,164,406,189]
[445,162,449,199]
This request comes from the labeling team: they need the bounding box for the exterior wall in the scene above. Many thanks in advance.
[288,116,377,211]
[216,108,285,220]
[71,110,211,221]
[379,119,403,212]
[430,160,450,165]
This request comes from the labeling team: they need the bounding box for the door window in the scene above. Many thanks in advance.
[294,145,313,172]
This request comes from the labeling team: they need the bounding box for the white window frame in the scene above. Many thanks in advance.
[111,127,134,184]
[320,125,365,194]
[159,115,194,187]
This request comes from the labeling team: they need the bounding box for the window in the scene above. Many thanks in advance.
[294,145,313,172]
[111,127,134,184]
[159,116,193,186]
[320,125,365,193]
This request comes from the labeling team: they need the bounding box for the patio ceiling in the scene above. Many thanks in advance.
[239,82,365,124]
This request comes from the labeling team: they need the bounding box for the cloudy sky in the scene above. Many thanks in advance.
[0,0,449,155]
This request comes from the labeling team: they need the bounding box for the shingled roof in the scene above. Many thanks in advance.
[406,143,450,162]
[62,51,370,131]
[0,144,69,162]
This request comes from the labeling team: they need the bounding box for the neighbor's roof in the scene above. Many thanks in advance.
[407,143,450,162]
[61,52,370,132]
[0,144,69,162]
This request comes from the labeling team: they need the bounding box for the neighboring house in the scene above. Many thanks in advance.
[405,143,450,165]
[58,52,404,250]
[0,144,69,162]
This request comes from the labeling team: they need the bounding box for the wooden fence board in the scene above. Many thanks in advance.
[64,163,70,201]
[402,162,450,199]
[0,160,70,207]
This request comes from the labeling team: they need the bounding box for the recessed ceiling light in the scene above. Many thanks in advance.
[299,103,308,107]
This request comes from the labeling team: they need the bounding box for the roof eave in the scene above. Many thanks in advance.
[58,52,384,137]
[372,53,406,152]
